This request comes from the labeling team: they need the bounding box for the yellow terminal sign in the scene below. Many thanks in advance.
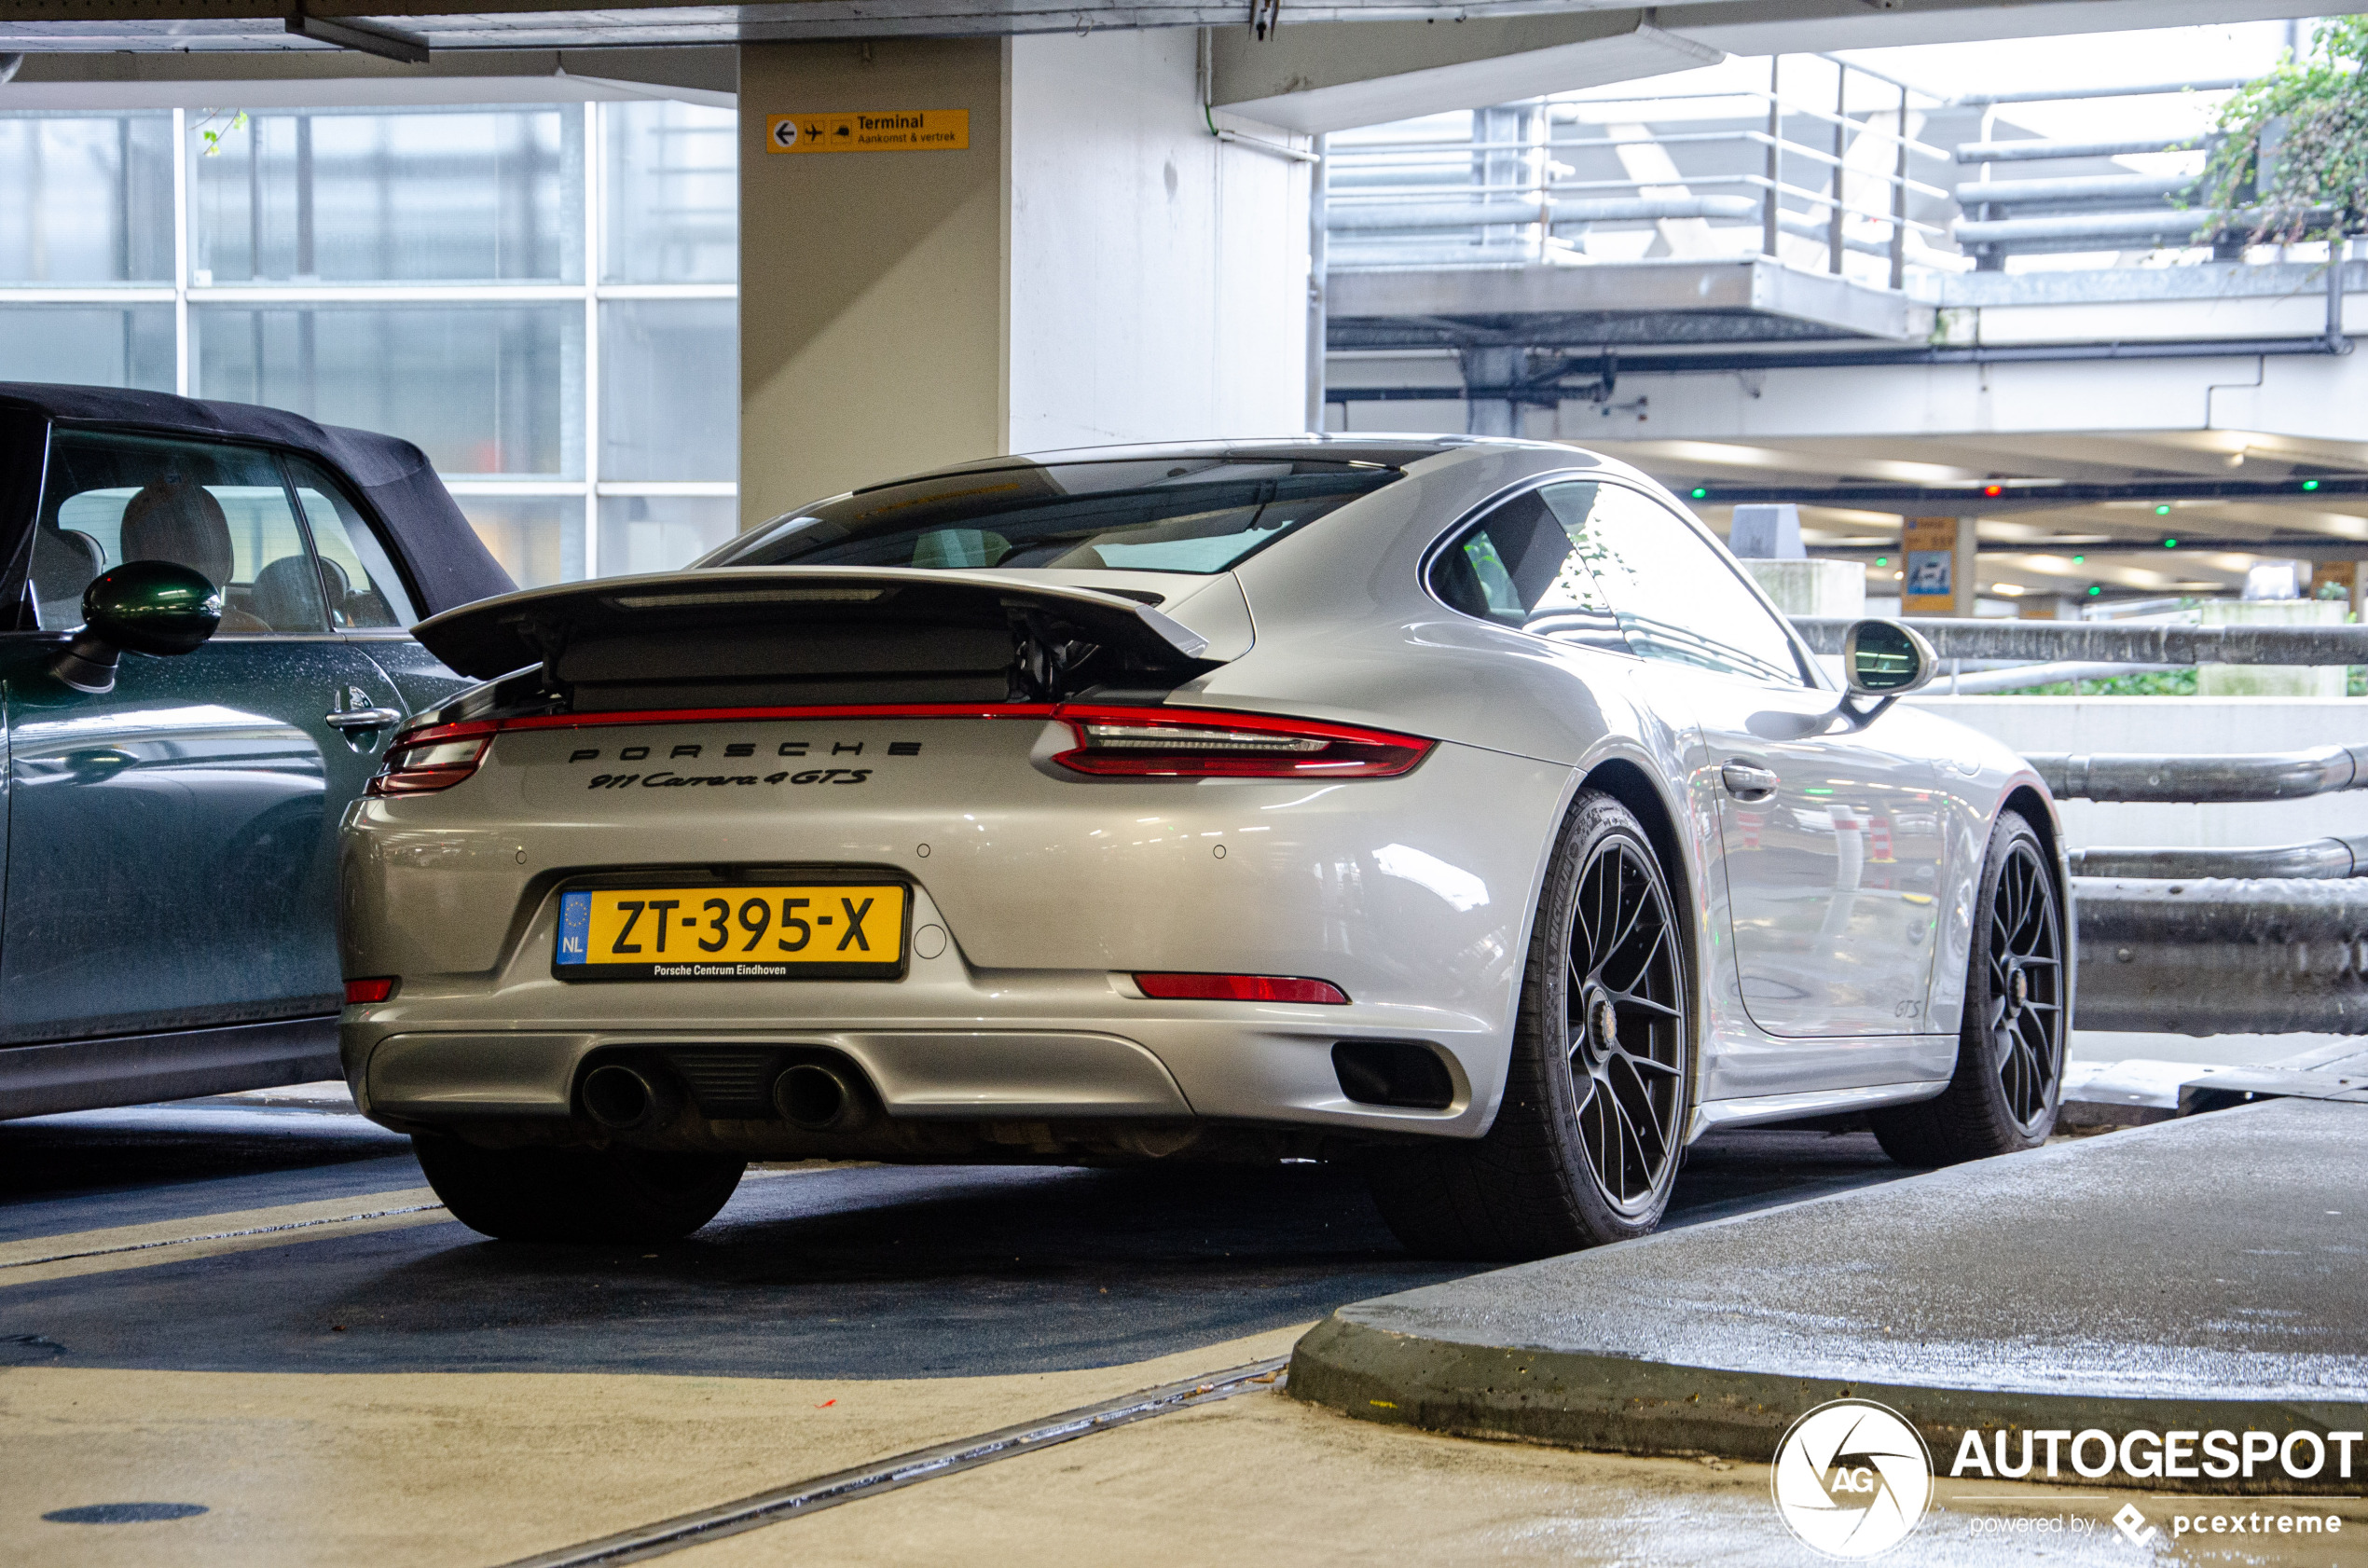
[767,110,970,154]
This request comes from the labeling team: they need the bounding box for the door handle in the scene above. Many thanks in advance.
[1721,761,1779,801]
[326,708,403,731]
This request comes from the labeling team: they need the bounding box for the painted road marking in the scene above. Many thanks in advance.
[0,1190,448,1287]
[0,1164,852,1288]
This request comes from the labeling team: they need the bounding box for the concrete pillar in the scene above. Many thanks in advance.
[1459,345,1521,437]
[738,34,1312,526]
[1899,515,1977,617]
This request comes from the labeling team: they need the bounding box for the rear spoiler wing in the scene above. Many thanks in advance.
[411,566,1218,705]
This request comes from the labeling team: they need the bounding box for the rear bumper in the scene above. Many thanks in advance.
[344,986,1493,1143]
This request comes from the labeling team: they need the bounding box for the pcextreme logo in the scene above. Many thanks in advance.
[1771,1399,1935,1558]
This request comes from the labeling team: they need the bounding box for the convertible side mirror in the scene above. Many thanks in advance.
[1829,617,1935,730]
[52,561,224,695]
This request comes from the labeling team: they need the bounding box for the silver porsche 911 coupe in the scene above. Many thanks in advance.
[338,436,2068,1259]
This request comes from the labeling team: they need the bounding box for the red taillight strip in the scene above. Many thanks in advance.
[370,702,1437,791]
[470,703,1058,736]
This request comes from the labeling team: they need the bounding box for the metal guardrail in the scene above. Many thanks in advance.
[2071,838,2368,880]
[2029,746,2368,804]
[1791,616,2368,666]
[2075,877,2368,1035]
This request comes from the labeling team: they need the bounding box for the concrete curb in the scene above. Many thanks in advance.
[1287,1308,2368,1497]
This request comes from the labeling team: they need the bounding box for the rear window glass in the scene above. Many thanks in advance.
[710,459,1400,575]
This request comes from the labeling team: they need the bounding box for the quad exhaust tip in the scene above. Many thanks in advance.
[774,1062,872,1133]
[582,1063,673,1131]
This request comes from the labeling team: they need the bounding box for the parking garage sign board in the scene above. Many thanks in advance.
[767,111,969,154]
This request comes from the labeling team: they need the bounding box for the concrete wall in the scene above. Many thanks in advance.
[739,40,1008,523]
[1007,33,1309,453]
[1908,696,2368,848]
[740,35,1310,525]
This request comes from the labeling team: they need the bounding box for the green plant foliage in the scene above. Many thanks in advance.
[194,108,248,158]
[2203,18,2368,244]
[1989,668,2202,697]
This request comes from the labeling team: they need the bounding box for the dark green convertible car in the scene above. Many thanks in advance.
[0,384,511,1120]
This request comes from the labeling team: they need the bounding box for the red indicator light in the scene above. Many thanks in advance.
[1982,484,2004,498]
[1135,973,1350,1004]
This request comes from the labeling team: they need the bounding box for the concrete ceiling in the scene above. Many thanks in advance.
[1579,430,2368,603]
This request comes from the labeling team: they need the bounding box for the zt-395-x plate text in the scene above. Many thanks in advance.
[554,884,909,981]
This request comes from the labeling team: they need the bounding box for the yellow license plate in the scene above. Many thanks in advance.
[554,884,908,981]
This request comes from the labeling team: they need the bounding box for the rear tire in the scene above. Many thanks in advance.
[1870,809,2064,1167]
[1366,791,1694,1261]
[413,1136,744,1244]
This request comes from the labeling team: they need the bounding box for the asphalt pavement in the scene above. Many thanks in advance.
[0,1095,1908,1382]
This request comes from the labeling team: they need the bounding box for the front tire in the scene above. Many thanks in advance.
[1366,791,1694,1260]
[1871,809,2065,1167]
[414,1136,745,1244]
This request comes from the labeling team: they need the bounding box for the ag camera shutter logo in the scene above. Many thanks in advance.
[1770,1399,1934,1557]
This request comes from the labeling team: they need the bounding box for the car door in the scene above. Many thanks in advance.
[0,426,409,1045]
[1564,482,1947,1038]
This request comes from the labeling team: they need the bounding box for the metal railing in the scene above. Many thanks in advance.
[1325,56,1953,285]
[1327,65,2286,289]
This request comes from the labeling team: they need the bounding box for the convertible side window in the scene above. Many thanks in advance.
[1553,483,1810,688]
[33,431,326,635]
[1426,485,1624,653]
[282,454,420,630]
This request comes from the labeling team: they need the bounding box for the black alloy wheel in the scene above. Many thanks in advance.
[1565,833,1688,1216]
[1986,836,2065,1131]
[1365,791,1695,1259]
[1872,809,2064,1167]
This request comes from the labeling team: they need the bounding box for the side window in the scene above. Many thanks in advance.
[1425,485,1623,653]
[283,456,420,629]
[34,431,324,635]
[1574,484,1809,687]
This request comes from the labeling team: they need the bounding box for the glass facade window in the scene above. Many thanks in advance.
[0,96,739,588]
[603,100,737,284]
[0,305,175,391]
[599,494,737,578]
[196,304,580,477]
[192,107,583,285]
[457,494,585,589]
[599,298,737,482]
[0,113,174,283]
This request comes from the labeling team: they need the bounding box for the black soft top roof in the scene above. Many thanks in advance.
[0,382,514,618]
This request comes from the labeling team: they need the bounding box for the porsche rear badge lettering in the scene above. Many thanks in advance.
[565,737,918,786]
[584,768,874,790]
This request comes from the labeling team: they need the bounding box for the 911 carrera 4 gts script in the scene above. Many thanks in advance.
[583,768,874,789]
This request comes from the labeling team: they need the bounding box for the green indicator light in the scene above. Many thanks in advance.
[1874,556,1889,566]
[1690,488,1709,499]
[2072,555,2086,564]
[2088,585,2103,596]
[2155,504,2172,516]
[2163,538,2179,548]
[2304,479,2322,491]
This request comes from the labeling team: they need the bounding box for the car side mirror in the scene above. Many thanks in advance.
[1828,617,1935,731]
[52,561,224,695]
